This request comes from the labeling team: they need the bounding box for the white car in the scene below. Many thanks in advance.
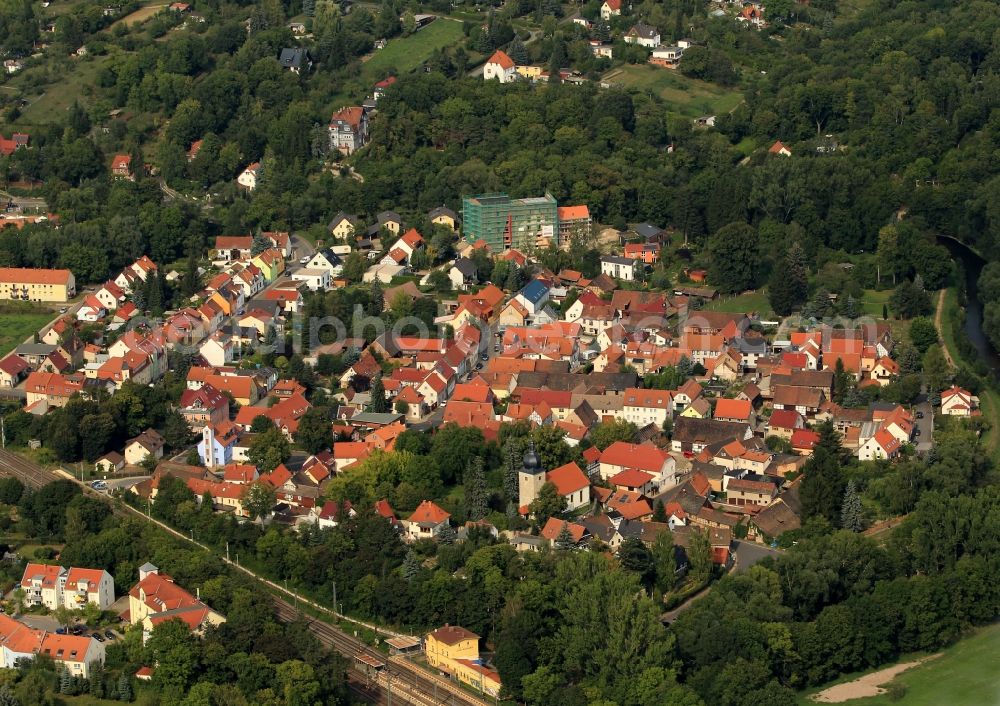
[299,255,310,265]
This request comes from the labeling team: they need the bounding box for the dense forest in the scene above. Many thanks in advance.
[0,0,996,290]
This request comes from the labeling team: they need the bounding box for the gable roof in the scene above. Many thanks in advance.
[714,398,752,421]
[487,49,515,70]
[600,442,668,474]
[546,462,589,496]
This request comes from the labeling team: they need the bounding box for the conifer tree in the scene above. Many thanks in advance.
[464,456,489,521]
[555,522,575,550]
[841,479,864,532]
[369,373,388,413]
[401,550,420,582]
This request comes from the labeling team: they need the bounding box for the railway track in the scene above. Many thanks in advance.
[0,448,58,489]
[272,599,490,706]
[0,449,494,706]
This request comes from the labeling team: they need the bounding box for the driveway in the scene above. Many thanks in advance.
[409,407,444,432]
[291,234,315,263]
[731,540,783,573]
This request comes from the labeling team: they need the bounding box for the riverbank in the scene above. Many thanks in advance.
[797,621,1000,706]
[936,287,1000,462]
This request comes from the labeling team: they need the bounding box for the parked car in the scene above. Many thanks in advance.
[104,630,116,640]
[91,633,104,642]
[91,481,107,490]
[299,255,310,265]
[916,411,924,419]
[55,628,66,635]
[70,625,84,635]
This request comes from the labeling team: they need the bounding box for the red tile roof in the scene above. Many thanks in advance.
[0,267,73,285]
[790,428,820,450]
[714,398,752,421]
[546,462,589,497]
[539,518,586,543]
[487,50,515,70]
[599,442,668,474]
[609,468,654,489]
[408,500,450,525]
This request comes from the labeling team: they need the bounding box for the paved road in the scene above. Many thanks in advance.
[913,397,933,453]
[1,193,48,212]
[291,234,316,262]
[408,407,444,432]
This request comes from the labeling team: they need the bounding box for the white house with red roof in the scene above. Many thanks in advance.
[394,228,425,262]
[0,354,29,388]
[941,385,977,417]
[600,0,621,19]
[77,296,107,323]
[768,139,791,156]
[857,428,902,461]
[63,567,116,610]
[483,50,516,83]
[20,563,115,610]
[111,154,133,179]
[404,500,451,541]
[598,442,677,492]
[622,387,673,428]
[94,280,127,310]
[237,162,260,190]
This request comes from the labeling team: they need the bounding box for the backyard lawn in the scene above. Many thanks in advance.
[0,304,54,357]
[602,65,744,118]
[797,622,1000,706]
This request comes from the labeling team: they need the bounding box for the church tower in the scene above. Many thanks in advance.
[518,441,546,510]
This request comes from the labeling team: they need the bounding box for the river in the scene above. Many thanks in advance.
[937,235,1000,373]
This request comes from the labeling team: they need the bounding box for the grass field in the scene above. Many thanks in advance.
[797,622,1000,705]
[11,58,104,125]
[0,305,54,357]
[603,65,744,118]
[703,289,773,317]
[111,2,167,28]
[361,19,465,81]
[860,289,910,341]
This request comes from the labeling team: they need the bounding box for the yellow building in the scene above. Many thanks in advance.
[128,564,226,639]
[515,65,543,79]
[0,267,75,302]
[428,206,459,231]
[425,625,502,698]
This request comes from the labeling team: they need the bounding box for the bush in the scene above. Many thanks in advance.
[885,681,908,701]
